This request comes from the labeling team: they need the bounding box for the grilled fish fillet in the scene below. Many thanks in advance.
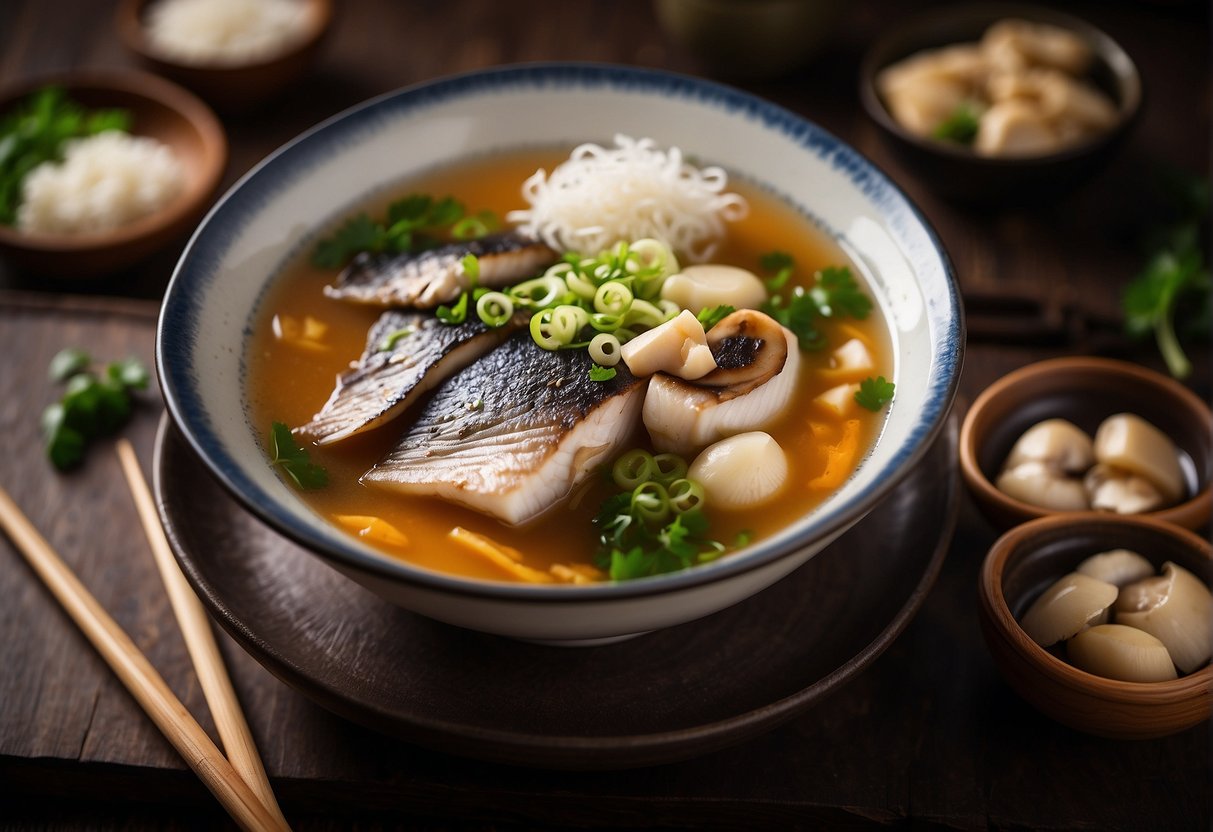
[324,232,557,308]
[363,334,647,525]
[296,311,524,445]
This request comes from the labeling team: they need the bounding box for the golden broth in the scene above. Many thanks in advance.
[247,150,892,582]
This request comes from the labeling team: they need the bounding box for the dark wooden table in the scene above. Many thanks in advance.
[1,1,1209,829]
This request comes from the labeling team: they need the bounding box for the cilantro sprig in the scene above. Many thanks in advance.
[41,349,149,470]
[268,422,328,490]
[760,255,872,351]
[311,194,499,269]
[855,376,895,412]
[696,304,735,330]
[1121,171,1210,379]
[0,87,132,225]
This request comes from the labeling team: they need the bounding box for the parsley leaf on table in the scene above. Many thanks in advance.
[1121,171,1210,379]
[41,350,149,470]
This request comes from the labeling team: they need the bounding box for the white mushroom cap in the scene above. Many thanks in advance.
[1067,624,1178,683]
[1076,549,1155,588]
[688,431,789,511]
[1019,572,1118,646]
[1084,463,1167,515]
[1004,418,1094,474]
[1115,562,1213,674]
[659,265,767,315]
[1092,414,1184,504]
[995,460,1090,511]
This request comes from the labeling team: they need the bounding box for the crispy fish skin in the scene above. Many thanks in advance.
[297,311,524,445]
[323,232,558,308]
[363,334,647,525]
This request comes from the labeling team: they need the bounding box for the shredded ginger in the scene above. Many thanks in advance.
[18,132,184,236]
[508,135,748,263]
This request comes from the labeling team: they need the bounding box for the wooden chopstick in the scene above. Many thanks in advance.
[116,439,290,830]
[0,484,288,832]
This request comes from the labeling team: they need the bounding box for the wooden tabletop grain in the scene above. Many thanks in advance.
[1,0,1209,829]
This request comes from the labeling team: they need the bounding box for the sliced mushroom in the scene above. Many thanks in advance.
[659,264,767,315]
[1067,624,1178,683]
[1084,463,1168,515]
[1004,418,1094,474]
[689,432,789,510]
[697,309,789,396]
[1019,572,1118,647]
[974,99,1061,156]
[996,460,1090,511]
[980,19,1092,76]
[1115,562,1213,674]
[1076,549,1155,588]
[1092,414,1184,504]
[643,317,799,456]
[620,309,716,380]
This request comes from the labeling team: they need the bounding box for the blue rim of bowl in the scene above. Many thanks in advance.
[158,61,964,603]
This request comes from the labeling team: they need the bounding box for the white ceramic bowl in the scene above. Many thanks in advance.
[158,64,963,643]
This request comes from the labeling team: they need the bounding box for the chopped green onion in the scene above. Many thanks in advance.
[593,280,634,316]
[461,253,480,286]
[588,332,622,367]
[612,449,655,490]
[475,291,514,327]
[631,481,670,525]
[509,275,566,309]
[588,364,617,382]
[379,327,414,351]
[436,292,470,324]
[667,478,706,514]
[651,453,689,486]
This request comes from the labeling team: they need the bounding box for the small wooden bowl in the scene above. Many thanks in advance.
[959,356,1212,531]
[858,2,1142,203]
[979,513,1212,739]
[0,71,226,278]
[116,0,332,112]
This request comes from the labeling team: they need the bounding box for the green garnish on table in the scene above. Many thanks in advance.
[41,349,149,470]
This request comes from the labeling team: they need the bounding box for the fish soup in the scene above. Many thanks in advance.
[248,145,894,583]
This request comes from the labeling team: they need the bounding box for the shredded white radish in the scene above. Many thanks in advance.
[507,135,748,263]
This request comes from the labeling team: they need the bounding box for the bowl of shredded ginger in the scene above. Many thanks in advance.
[0,71,226,277]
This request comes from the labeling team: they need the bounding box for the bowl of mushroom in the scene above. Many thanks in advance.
[960,356,1212,532]
[979,513,1212,739]
[858,3,1141,202]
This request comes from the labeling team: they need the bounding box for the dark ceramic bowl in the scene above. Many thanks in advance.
[959,356,1212,532]
[979,513,1212,739]
[858,3,1142,203]
[0,71,226,277]
[116,0,332,112]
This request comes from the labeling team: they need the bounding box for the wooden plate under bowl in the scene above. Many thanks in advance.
[0,70,227,277]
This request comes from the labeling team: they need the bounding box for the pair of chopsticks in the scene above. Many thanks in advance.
[0,440,290,831]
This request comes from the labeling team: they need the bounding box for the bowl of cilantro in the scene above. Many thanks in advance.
[0,70,226,277]
[858,3,1141,203]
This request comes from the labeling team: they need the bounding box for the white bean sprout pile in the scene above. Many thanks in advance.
[508,135,749,263]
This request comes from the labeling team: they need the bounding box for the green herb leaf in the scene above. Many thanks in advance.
[311,214,384,268]
[932,101,982,145]
[764,289,827,350]
[378,327,414,351]
[436,292,470,324]
[1121,172,1210,379]
[268,422,328,490]
[48,347,89,382]
[588,364,617,381]
[461,253,480,285]
[107,357,150,390]
[696,304,735,329]
[855,376,895,411]
[760,251,794,273]
[815,266,871,319]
